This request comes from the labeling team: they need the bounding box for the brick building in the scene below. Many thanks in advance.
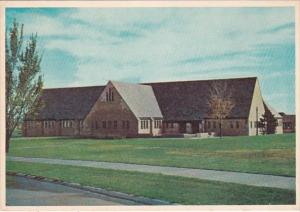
[22,77,283,138]
[279,112,296,133]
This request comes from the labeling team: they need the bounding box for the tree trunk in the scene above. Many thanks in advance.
[219,118,222,139]
[6,134,10,153]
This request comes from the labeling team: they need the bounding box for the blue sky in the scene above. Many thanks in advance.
[6,7,295,113]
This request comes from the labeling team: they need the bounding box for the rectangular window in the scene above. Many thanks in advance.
[250,121,252,128]
[102,121,106,129]
[109,88,112,101]
[108,121,112,129]
[236,121,239,128]
[141,120,144,129]
[106,88,114,102]
[114,120,117,129]
[155,120,159,128]
[230,121,233,128]
[213,121,216,129]
[70,121,73,128]
[207,121,211,129]
[122,120,126,129]
[145,120,148,129]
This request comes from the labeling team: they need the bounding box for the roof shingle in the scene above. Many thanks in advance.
[31,86,105,120]
[144,77,257,121]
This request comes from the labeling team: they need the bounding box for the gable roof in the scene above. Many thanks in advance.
[144,77,257,121]
[28,86,105,120]
[263,101,282,118]
[111,81,163,118]
[28,77,258,121]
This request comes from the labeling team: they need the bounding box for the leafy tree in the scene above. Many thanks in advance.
[259,108,278,134]
[6,19,43,153]
[207,81,235,138]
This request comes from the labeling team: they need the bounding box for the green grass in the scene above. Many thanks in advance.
[8,133,295,176]
[6,161,295,205]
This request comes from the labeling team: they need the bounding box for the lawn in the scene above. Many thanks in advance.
[6,161,295,205]
[8,133,295,176]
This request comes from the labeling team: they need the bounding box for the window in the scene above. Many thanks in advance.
[250,121,252,128]
[213,121,216,129]
[122,120,126,129]
[207,121,211,129]
[141,120,149,129]
[102,121,106,129]
[236,121,239,128]
[114,120,117,129]
[106,88,114,102]
[154,120,161,128]
[108,121,112,129]
[70,121,73,128]
[109,88,112,101]
[230,121,233,128]
[95,121,98,129]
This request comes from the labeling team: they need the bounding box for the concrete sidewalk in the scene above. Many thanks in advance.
[7,156,295,190]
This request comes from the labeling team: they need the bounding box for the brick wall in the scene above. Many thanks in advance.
[82,83,139,138]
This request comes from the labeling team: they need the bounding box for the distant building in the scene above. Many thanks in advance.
[263,102,283,134]
[22,77,283,138]
[279,112,296,133]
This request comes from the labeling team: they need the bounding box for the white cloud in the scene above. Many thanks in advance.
[8,7,295,112]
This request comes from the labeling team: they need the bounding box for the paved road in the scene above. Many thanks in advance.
[6,175,139,206]
[8,156,295,190]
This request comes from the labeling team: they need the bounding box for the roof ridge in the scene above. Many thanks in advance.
[44,85,105,91]
[111,80,151,88]
[142,76,257,85]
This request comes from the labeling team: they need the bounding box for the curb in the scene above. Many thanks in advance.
[7,171,171,205]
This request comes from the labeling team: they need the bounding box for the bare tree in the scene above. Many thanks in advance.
[6,19,44,153]
[207,81,235,138]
